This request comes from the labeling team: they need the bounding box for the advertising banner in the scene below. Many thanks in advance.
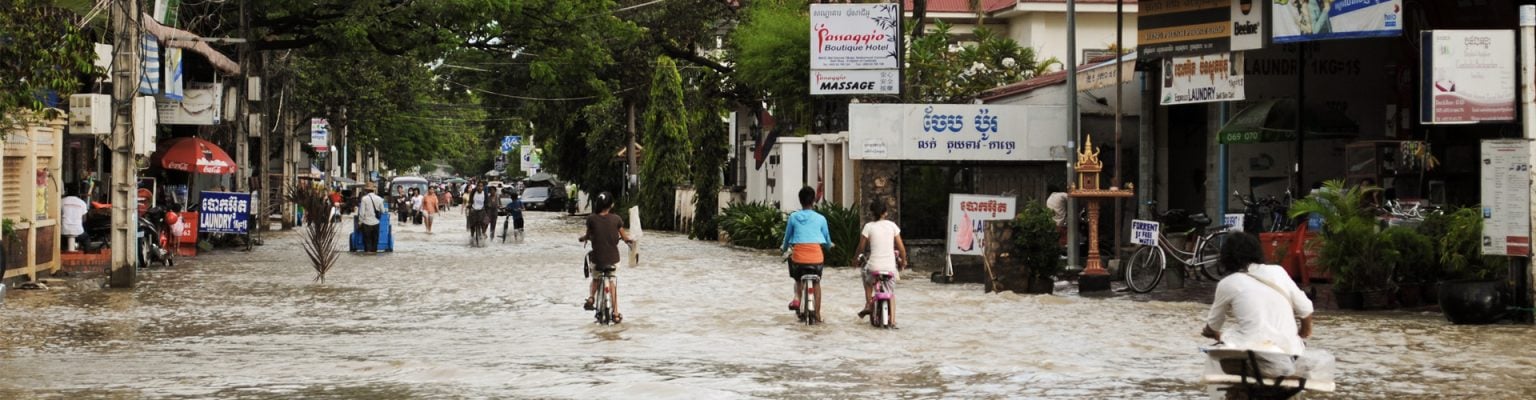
[156,82,221,125]
[1479,140,1531,256]
[164,48,184,101]
[1231,0,1265,51]
[1132,220,1161,247]
[1137,0,1230,58]
[310,118,329,151]
[199,191,252,234]
[1271,0,1402,43]
[500,135,520,153]
[947,194,1018,256]
[1420,30,1517,124]
[809,3,900,70]
[811,70,898,95]
[1161,52,1245,105]
[848,104,1068,161]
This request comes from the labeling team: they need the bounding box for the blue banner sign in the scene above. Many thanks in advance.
[199,191,252,234]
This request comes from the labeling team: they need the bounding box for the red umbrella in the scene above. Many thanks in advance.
[157,137,237,175]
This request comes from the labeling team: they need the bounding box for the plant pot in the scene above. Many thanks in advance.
[1361,288,1394,310]
[1333,289,1364,310]
[1025,276,1054,294]
[1422,282,1440,306]
[1396,283,1425,308]
[1437,279,1505,324]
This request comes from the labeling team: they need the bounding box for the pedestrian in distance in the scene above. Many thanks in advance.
[357,184,387,254]
[579,192,635,323]
[422,186,440,234]
[782,186,831,315]
[853,198,907,325]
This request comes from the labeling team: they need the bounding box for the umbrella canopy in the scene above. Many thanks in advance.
[156,137,237,174]
[527,172,555,182]
[1218,99,1359,144]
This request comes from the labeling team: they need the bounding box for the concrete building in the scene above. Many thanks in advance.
[907,0,1140,69]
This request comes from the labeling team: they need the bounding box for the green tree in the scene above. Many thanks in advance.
[0,0,97,129]
[730,0,810,127]
[906,22,1056,103]
[638,56,690,230]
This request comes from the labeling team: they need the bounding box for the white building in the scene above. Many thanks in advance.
[906,0,1140,69]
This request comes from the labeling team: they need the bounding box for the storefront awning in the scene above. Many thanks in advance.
[1218,99,1359,144]
[155,137,237,175]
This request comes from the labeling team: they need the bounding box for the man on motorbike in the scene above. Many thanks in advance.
[1202,233,1332,380]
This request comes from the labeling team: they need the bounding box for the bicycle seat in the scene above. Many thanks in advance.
[870,270,895,279]
[1189,213,1213,227]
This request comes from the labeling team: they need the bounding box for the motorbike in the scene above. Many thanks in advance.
[1200,346,1335,399]
[78,204,175,268]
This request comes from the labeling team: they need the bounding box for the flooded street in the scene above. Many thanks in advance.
[2,211,1534,399]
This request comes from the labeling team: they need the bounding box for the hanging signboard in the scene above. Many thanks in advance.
[848,104,1067,161]
[1077,53,1138,92]
[500,135,520,153]
[947,194,1018,256]
[1231,0,1265,51]
[1161,52,1246,105]
[1271,0,1402,43]
[1132,220,1161,247]
[310,118,329,152]
[156,82,221,125]
[163,48,184,101]
[1420,30,1517,124]
[1480,140,1531,256]
[1137,0,1230,58]
[1224,213,1245,232]
[811,70,898,95]
[809,3,900,70]
[199,191,252,234]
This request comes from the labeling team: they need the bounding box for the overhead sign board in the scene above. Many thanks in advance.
[310,118,329,152]
[501,135,521,153]
[1420,30,1516,124]
[1272,0,1402,43]
[1137,0,1230,58]
[1479,140,1531,256]
[849,104,1067,161]
[1161,52,1246,105]
[1231,0,1265,51]
[809,3,900,70]
[811,70,898,95]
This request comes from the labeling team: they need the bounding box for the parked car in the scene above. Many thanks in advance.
[498,188,518,216]
[520,186,566,211]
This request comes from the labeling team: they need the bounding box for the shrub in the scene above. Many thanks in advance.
[1012,201,1063,279]
[815,202,860,267]
[718,201,785,249]
[1384,226,1436,285]
[1437,207,1508,281]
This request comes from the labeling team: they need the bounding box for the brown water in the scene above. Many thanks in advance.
[1,211,1532,399]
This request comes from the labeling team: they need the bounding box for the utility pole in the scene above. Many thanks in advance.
[234,0,250,192]
[1065,0,1079,272]
[108,0,141,288]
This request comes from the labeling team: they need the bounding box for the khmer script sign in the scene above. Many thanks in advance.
[848,104,1067,161]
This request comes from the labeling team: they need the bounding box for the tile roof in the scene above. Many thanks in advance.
[904,0,1016,14]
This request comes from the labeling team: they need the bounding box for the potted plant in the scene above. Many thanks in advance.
[1012,201,1063,294]
[1434,207,1509,324]
[1384,226,1435,308]
[1289,180,1398,310]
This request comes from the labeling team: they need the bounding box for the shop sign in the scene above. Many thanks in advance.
[1479,140,1531,256]
[948,194,1018,256]
[848,104,1067,161]
[811,70,898,95]
[1224,213,1245,232]
[310,118,329,152]
[1132,220,1161,247]
[199,191,252,234]
[1077,55,1137,92]
[1137,0,1230,58]
[500,135,520,153]
[1161,52,1245,105]
[1231,0,1264,51]
[809,3,900,70]
[1420,30,1516,124]
[157,82,222,125]
[1272,0,1402,43]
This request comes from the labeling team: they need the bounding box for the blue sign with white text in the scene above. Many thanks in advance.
[501,136,521,153]
[199,191,252,234]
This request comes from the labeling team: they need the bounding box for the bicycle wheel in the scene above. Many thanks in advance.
[1197,231,1231,281]
[595,279,611,325]
[1125,246,1166,293]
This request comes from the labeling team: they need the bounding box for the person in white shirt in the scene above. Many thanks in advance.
[60,190,89,252]
[1045,185,1070,246]
[1204,233,1332,377]
[356,184,386,253]
[410,189,425,225]
[853,199,907,325]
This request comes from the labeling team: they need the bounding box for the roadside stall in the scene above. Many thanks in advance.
[2,117,64,283]
[152,137,238,256]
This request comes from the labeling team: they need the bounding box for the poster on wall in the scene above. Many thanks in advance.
[947,195,1018,256]
[1137,0,1230,58]
[1271,0,1402,43]
[1479,140,1531,256]
[809,3,900,70]
[1161,52,1245,105]
[1420,30,1516,124]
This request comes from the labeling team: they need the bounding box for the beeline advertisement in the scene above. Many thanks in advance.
[1420,30,1516,124]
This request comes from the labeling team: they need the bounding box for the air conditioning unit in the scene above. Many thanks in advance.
[69,94,111,135]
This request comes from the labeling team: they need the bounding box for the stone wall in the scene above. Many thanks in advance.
[858,160,901,222]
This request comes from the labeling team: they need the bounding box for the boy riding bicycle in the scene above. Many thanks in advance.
[782,187,831,315]
[579,192,634,323]
[853,199,907,326]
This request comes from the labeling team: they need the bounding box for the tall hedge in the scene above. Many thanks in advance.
[639,56,691,230]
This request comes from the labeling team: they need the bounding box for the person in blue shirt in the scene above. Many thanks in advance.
[506,192,525,237]
[781,187,831,317]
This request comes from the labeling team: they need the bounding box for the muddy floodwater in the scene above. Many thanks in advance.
[2,211,1534,399]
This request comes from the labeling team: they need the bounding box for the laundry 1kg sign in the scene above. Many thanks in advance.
[199,191,252,234]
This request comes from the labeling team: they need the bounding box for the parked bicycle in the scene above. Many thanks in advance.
[1237,192,1295,233]
[1125,210,1234,293]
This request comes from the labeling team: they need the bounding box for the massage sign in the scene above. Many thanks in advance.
[809,3,900,95]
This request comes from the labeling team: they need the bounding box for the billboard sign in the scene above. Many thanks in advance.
[1479,140,1531,256]
[311,118,329,152]
[1272,0,1402,43]
[811,70,898,95]
[199,191,252,234]
[1137,0,1230,58]
[809,3,900,70]
[1161,52,1246,105]
[849,104,1068,161]
[1231,0,1265,51]
[1420,30,1516,124]
[947,194,1018,256]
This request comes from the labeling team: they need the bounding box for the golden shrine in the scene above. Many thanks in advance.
[1067,136,1132,290]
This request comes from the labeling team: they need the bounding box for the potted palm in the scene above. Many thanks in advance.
[1289,180,1398,310]
[1012,201,1063,294]
[1435,207,1509,324]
